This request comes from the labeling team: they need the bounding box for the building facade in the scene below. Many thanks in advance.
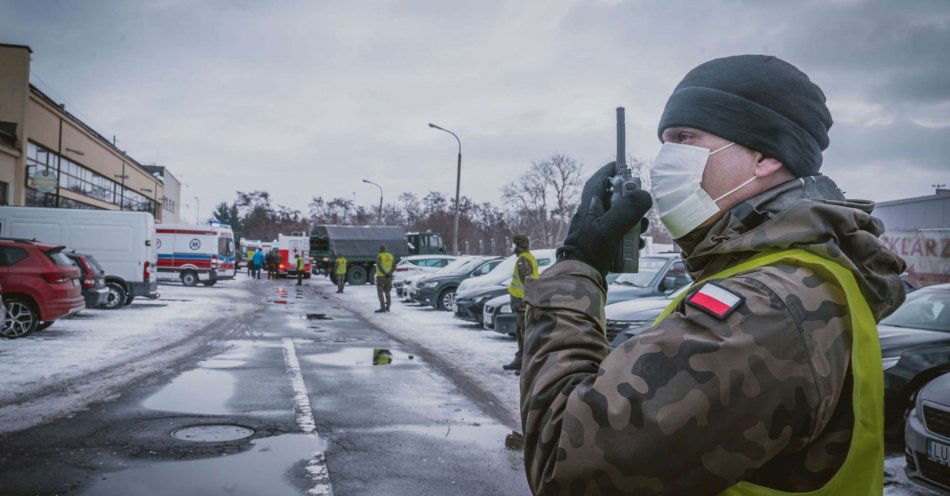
[876,188,950,288]
[142,165,182,224]
[0,43,164,218]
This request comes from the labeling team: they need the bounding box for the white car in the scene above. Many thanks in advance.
[394,255,458,297]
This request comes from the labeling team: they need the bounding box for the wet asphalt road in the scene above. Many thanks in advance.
[0,278,530,496]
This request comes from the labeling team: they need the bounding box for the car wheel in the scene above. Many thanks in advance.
[2,298,39,338]
[103,282,128,310]
[125,294,136,305]
[36,321,54,331]
[181,271,199,287]
[437,288,456,311]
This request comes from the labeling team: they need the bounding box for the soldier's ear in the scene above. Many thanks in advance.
[754,155,784,179]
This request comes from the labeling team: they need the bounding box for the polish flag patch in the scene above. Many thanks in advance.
[686,283,744,319]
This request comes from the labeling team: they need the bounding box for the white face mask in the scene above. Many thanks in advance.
[649,142,756,239]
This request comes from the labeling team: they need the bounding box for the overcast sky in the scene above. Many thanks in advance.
[2,0,947,223]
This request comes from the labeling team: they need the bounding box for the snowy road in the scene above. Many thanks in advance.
[0,274,941,495]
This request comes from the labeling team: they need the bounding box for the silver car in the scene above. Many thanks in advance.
[904,372,950,493]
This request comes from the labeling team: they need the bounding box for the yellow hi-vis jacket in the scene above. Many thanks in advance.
[335,257,348,275]
[655,249,884,496]
[508,251,539,298]
[296,256,305,271]
[376,252,394,277]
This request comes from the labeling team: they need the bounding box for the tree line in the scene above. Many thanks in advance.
[211,154,672,255]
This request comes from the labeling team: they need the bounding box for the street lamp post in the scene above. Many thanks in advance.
[362,179,384,225]
[428,122,462,255]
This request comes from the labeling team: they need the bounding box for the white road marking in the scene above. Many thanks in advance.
[282,337,334,496]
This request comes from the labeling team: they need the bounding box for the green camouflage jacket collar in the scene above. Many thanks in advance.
[677,175,906,320]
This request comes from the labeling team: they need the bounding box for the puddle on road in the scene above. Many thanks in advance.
[142,369,236,415]
[303,347,418,367]
[80,434,325,496]
[172,424,255,442]
[355,422,511,451]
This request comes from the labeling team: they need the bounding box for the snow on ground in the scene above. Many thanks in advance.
[0,278,254,430]
[322,277,942,496]
[324,279,523,425]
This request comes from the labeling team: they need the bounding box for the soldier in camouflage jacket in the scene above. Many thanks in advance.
[520,55,906,495]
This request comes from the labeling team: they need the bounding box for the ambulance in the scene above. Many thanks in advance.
[156,223,237,286]
[277,232,312,278]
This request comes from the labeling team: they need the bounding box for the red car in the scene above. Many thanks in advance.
[0,238,85,338]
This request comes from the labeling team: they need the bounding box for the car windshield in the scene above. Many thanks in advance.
[612,258,667,287]
[880,287,950,332]
[438,257,476,274]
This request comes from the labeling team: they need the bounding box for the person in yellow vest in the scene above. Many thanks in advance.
[519,55,907,495]
[502,234,538,373]
[375,244,395,313]
[334,253,348,293]
[246,248,255,276]
[294,253,306,286]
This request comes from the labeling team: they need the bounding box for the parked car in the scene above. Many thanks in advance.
[415,256,503,310]
[606,254,691,305]
[454,249,556,326]
[904,372,950,493]
[0,206,159,309]
[64,251,109,308]
[0,238,84,338]
[604,285,691,346]
[394,255,459,296]
[880,283,950,439]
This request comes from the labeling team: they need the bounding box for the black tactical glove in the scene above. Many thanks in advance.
[557,161,652,276]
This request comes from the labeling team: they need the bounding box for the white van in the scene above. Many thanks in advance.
[156,223,236,286]
[0,206,159,309]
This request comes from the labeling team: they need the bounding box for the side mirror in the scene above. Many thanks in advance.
[662,276,677,294]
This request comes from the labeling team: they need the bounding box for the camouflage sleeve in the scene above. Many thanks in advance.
[520,260,845,495]
[517,256,533,282]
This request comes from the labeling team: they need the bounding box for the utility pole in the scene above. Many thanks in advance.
[428,123,462,255]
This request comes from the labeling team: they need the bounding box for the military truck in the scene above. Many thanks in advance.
[310,225,445,285]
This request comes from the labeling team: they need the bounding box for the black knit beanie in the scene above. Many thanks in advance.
[657,55,832,177]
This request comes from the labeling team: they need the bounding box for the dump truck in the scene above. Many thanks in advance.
[310,226,445,285]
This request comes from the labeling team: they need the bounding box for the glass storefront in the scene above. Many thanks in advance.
[25,141,158,215]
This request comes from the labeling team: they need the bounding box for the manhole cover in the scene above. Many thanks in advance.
[172,424,254,442]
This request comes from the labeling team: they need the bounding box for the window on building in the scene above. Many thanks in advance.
[25,141,151,213]
[0,181,9,205]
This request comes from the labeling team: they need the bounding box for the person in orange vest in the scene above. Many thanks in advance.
[519,55,906,495]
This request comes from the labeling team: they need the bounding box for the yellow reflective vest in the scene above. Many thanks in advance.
[296,256,305,271]
[376,252,394,277]
[508,251,539,298]
[655,249,883,496]
[335,257,348,275]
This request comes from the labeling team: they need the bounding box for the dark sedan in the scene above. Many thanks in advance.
[414,256,502,310]
[904,372,950,493]
[65,251,109,309]
[880,283,950,440]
